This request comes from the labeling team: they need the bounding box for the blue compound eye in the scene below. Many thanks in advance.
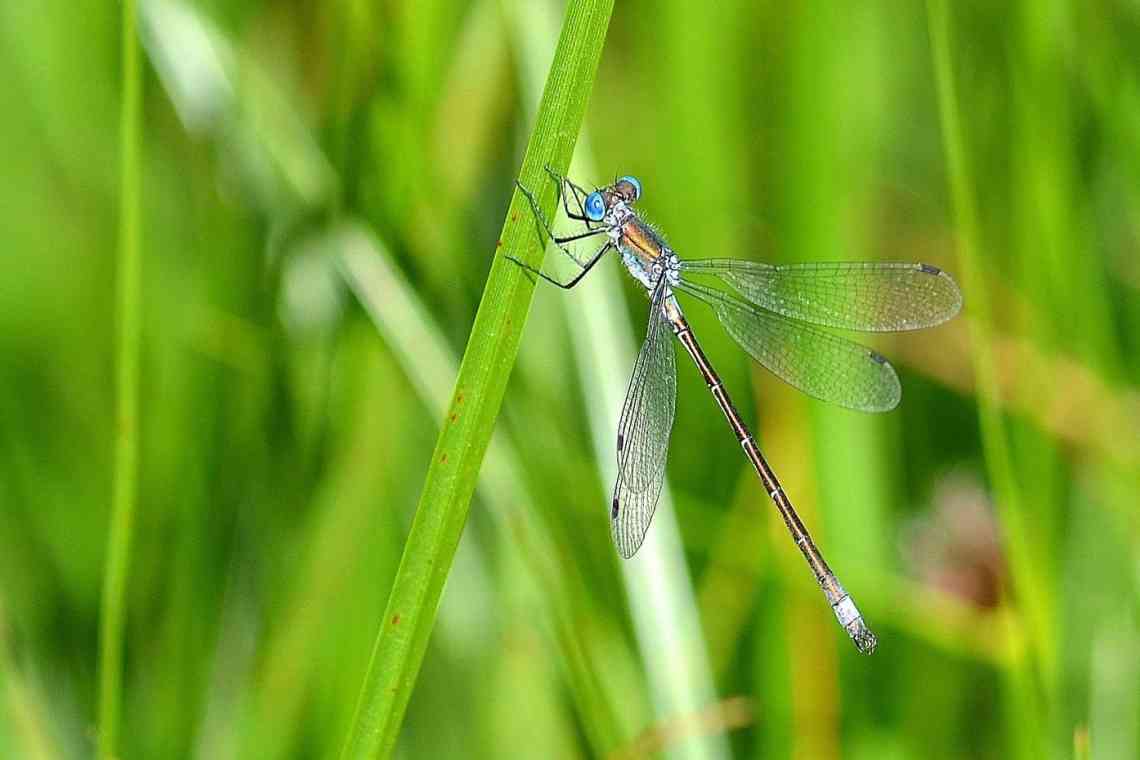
[619,175,642,201]
[584,191,606,221]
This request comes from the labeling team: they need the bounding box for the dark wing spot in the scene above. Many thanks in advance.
[869,351,887,365]
[616,433,624,452]
[919,263,942,275]
[611,498,620,518]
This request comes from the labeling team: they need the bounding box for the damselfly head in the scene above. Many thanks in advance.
[613,175,642,203]
[587,176,642,222]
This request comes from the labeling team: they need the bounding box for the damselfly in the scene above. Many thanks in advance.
[508,168,962,654]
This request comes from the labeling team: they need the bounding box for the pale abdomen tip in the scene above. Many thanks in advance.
[833,595,877,654]
[847,619,878,655]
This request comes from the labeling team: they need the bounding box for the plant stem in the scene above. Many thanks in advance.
[337,3,614,758]
[97,0,142,757]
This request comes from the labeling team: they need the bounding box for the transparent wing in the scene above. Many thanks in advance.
[611,283,677,559]
[680,259,962,332]
[676,280,901,412]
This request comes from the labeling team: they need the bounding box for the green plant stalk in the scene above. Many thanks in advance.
[98,0,142,757]
[926,1,1047,756]
[337,3,614,758]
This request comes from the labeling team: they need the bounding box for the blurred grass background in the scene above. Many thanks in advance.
[1,0,1138,758]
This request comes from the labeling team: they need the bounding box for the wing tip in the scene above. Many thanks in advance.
[610,500,647,559]
[612,528,641,559]
[916,262,965,327]
[864,350,902,413]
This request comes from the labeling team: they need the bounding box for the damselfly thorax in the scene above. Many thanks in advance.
[508,167,963,655]
[603,200,682,292]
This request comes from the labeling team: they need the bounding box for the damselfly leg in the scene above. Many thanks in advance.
[505,242,613,290]
[514,177,608,265]
[508,171,613,289]
[544,164,596,227]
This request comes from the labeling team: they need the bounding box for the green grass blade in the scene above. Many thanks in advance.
[337,3,614,758]
[97,0,142,757]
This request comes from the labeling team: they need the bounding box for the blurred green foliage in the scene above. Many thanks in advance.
[1,0,1138,759]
